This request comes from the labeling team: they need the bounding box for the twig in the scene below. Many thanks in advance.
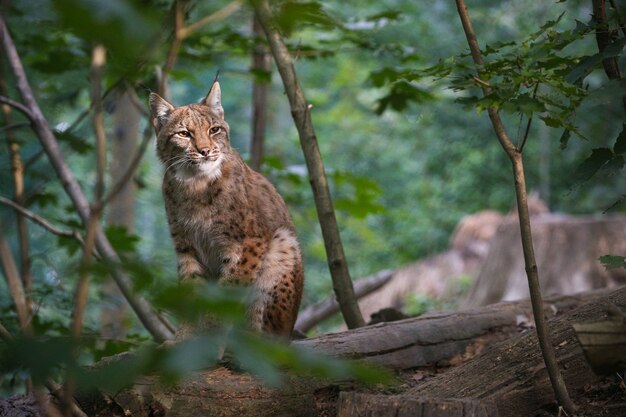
[0,15,174,342]
[454,0,574,413]
[471,75,491,88]
[249,14,272,172]
[1,61,33,297]
[295,269,393,333]
[0,223,31,334]
[0,121,29,132]
[252,0,365,329]
[0,319,11,340]
[159,0,243,97]
[99,123,152,210]
[179,0,243,39]
[518,83,539,153]
[0,196,85,245]
[66,44,107,417]
[71,44,106,339]
[159,0,187,97]
[0,94,33,121]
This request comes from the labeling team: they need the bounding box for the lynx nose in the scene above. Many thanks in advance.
[199,147,211,157]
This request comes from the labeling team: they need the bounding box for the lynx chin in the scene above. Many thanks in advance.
[149,81,303,337]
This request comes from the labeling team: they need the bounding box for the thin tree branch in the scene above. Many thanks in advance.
[0,223,31,334]
[0,14,174,342]
[252,0,365,328]
[454,0,574,413]
[0,319,11,340]
[295,269,393,334]
[180,0,243,39]
[0,196,85,245]
[1,57,33,299]
[71,44,106,340]
[249,14,272,171]
[99,123,151,210]
[519,115,533,153]
[159,0,187,97]
[65,44,107,417]
[0,94,33,121]
[0,121,29,133]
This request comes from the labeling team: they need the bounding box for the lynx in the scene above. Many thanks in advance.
[149,81,303,337]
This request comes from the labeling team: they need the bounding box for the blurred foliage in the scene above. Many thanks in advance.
[0,0,625,400]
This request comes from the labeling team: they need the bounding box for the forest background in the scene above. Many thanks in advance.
[1,0,625,399]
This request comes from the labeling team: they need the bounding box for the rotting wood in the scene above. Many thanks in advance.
[573,318,626,375]
[406,286,626,417]
[337,392,498,417]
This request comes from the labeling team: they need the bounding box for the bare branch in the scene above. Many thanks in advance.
[249,15,271,172]
[0,196,85,244]
[0,121,29,133]
[159,0,186,97]
[100,124,152,210]
[252,0,365,328]
[0,224,31,334]
[0,15,174,342]
[0,94,33,121]
[1,62,33,298]
[295,269,393,334]
[0,317,12,340]
[180,0,243,39]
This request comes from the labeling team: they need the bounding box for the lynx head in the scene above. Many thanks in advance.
[149,81,231,182]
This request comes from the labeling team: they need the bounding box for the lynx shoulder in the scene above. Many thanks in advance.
[149,81,303,337]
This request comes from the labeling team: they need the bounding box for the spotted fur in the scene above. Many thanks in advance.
[149,82,303,337]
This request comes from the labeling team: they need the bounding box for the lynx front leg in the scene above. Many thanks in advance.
[174,243,206,282]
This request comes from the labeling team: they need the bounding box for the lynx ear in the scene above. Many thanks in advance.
[149,93,174,130]
[202,81,224,118]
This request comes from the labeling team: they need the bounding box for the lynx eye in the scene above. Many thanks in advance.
[177,130,191,138]
[210,126,221,134]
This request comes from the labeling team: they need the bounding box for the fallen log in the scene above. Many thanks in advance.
[76,288,621,416]
[339,285,626,417]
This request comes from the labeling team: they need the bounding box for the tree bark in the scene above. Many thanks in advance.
[249,15,271,172]
[100,86,140,339]
[405,286,626,417]
[252,0,365,329]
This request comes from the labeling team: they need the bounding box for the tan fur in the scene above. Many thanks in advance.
[149,82,303,337]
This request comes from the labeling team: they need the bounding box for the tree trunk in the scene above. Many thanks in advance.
[100,86,140,339]
[249,15,271,172]
[464,214,626,307]
[252,0,365,329]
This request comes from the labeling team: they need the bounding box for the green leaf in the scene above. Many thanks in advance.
[104,225,139,254]
[52,0,160,75]
[599,255,626,271]
[375,80,432,114]
[574,148,613,182]
[275,1,341,35]
[613,124,626,155]
[56,130,94,154]
[566,37,626,83]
